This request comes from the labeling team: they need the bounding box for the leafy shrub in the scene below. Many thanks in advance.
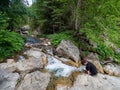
[94,44,114,60]
[47,31,74,46]
[0,12,9,30]
[0,30,24,61]
[114,54,120,64]
[38,31,78,46]
[71,1,120,64]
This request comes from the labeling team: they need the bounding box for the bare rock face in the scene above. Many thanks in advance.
[17,71,51,90]
[86,53,104,73]
[103,63,120,76]
[56,74,120,90]
[0,63,17,72]
[0,48,47,73]
[24,48,45,59]
[56,40,80,63]
[16,57,44,72]
[70,74,120,90]
[0,70,20,90]
[0,57,44,73]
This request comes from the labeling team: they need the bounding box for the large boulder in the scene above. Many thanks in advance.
[0,63,17,72]
[16,57,44,72]
[56,40,80,63]
[0,70,20,90]
[17,71,51,90]
[86,53,104,73]
[56,74,120,90]
[103,63,120,76]
[24,48,45,58]
[0,57,44,73]
[0,48,47,73]
[71,74,120,90]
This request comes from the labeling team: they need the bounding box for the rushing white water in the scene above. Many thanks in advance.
[45,55,85,77]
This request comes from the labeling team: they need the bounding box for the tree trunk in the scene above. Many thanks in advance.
[75,0,81,31]
[73,0,81,37]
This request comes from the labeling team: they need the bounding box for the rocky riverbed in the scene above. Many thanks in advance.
[0,37,120,90]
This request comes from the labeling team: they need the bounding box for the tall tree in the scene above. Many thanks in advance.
[0,0,30,30]
[30,0,83,34]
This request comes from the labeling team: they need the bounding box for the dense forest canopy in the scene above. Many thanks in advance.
[0,0,30,30]
[0,0,120,64]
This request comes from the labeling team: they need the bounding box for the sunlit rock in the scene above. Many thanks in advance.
[0,70,20,90]
[56,74,120,90]
[103,63,120,76]
[17,71,51,90]
[0,63,17,72]
[56,40,80,63]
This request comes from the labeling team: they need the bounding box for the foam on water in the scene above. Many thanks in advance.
[45,55,85,77]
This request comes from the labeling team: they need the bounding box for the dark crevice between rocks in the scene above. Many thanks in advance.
[14,73,25,90]
[46,71,81,90]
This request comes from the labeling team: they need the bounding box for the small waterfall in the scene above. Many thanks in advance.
[45,55,85,77]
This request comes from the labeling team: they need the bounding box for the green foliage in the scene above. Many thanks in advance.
[31,0,68,33]
[114,54,120,64]
[106,29,120,48]
[79,0,120,63]
[47,31,74,46]
[94,44,114,60]
[0,0,30,30]
[30,0,81,33]
[0,12,9,29]
[83,50,90,56]
[17,79,21,84]
[0,30,24,61]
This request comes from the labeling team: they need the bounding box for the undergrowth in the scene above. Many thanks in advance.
[0,30,25,61]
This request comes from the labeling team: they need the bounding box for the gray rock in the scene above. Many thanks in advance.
[71,74,120,90]
[103,63,120,76]
[0,63,17,72]
[86,53,104,73]
[24,48,44,59]
[7,59,15,63]
[16,57,44,72]
[18,55,25,61]
[17,71,51,90]
[56,40,80,63]
[0,57,44,73]
[87,52,99,60]
[56,74,120,90]
[21,25,30,31]
[0,70,20,90]
[0,48,47,73]
[114,48,120,54]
